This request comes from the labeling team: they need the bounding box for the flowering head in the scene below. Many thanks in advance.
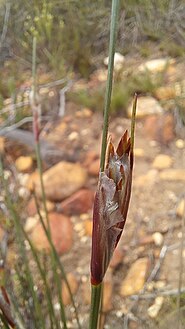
[91,130,134,286]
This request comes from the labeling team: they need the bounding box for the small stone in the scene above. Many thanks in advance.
[155,281,166,290]
[30,213,73,255]
[127,97,163,118]
[104,52,125,70]
[152,154,173,170]
[68,131,79,141]
[102,273,113,312]
[15,156,33,173]
[84,220,93,236]
[144,114,175,144]
[110,248,124,269]
[138,58,175,73]
[152,232,164,246]
[134,148,145,158]
[61,273,78,306]
[176,199,185,217]
[18,187,30,199]
[120,258,149,297]
[0,137,5,153]
[147,296,164,318]
[176,139,184,149]
[60,189,94,216]
[154,86,176,100]
[75,108,93,118]
[35,162,87,202]
[27,198,55,217]
[24,216,39,233]
[88,159,100,176]
[26,171,39,191]
[135,170,158,188]
[160,169,185,181]
[139,235,154,246]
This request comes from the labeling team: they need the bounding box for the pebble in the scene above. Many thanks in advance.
[127,96,163,118]
[138,58,175,73]
[159,169,185,181]
[176,139,184,149]
[176,199,185,217]
[152,154,173,170]
[152,232,164,246]
[15,156,33,173]
[120,258,149,296]
[147,296,164,318]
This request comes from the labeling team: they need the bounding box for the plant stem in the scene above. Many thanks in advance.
[89,284,102,329]
[100,0,120,172]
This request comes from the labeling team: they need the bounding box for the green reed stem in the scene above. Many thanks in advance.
[100,0,120,172]
[89,1,120,329]
[89,284,102,329]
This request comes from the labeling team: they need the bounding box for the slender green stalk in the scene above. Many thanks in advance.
[89,285,102,329]
[89,1,120,329]
[100,0,120,172]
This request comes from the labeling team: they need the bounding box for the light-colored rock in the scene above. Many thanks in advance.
[110,248,124,269]
[30,213,73,255]
[175,139,184,149]
[88,159,100,176]
[138,58,175,73]
[75,108,93,118]
[0,137,5,153]
[147,296,164,318]
[127,97,163,118]
[160,169,185,181]
[120,258,149,296]
[61,273,78,306]
[68,131,79,141]
[176,199,185,217]
[84,220,93,236]
[24,215,39,233]
[152,154,173,170]
[152,232,164,246]
[15,156,33,173]
[35,161,87,202]
[104,52,125,70]
[60,189,94,216]
[134,148,145,158]
[135,169,158,188]
[154,86,176,100]
[144,114,175,144]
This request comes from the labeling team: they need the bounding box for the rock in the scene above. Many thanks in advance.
[61,273,78,306]
[59,189,94,216]
[68,131,79,141]
[27,198,55,217]
[152,154,173,170]
[84,219,93,236]
[134,148,145,158]
[15,156,33,173]
[160,169,185,181]
[0,137,5,153]
[83,151,99,168]
[30,213,73,255]
[26,171,40,191]
[152,232,164,246]
[24,215,39,233]
[138,58,175,73]
[147,296,164,318]
[104,52,125,70]
[154,86,176,100]
[120,258,149,296]
[110,248,124,269]
[135,170,158,188]
[176,199,185,217]
[175,139,184,149]
[88,159,100,176]
[139,235,154,246]
[127,97,163,118]
[35,162,87,202]
[144,114,175,144]
[75,108,93,118]
[0,227,4,240]
[102,273,113,312]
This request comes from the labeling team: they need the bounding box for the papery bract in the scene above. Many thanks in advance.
[91,131,133,285]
